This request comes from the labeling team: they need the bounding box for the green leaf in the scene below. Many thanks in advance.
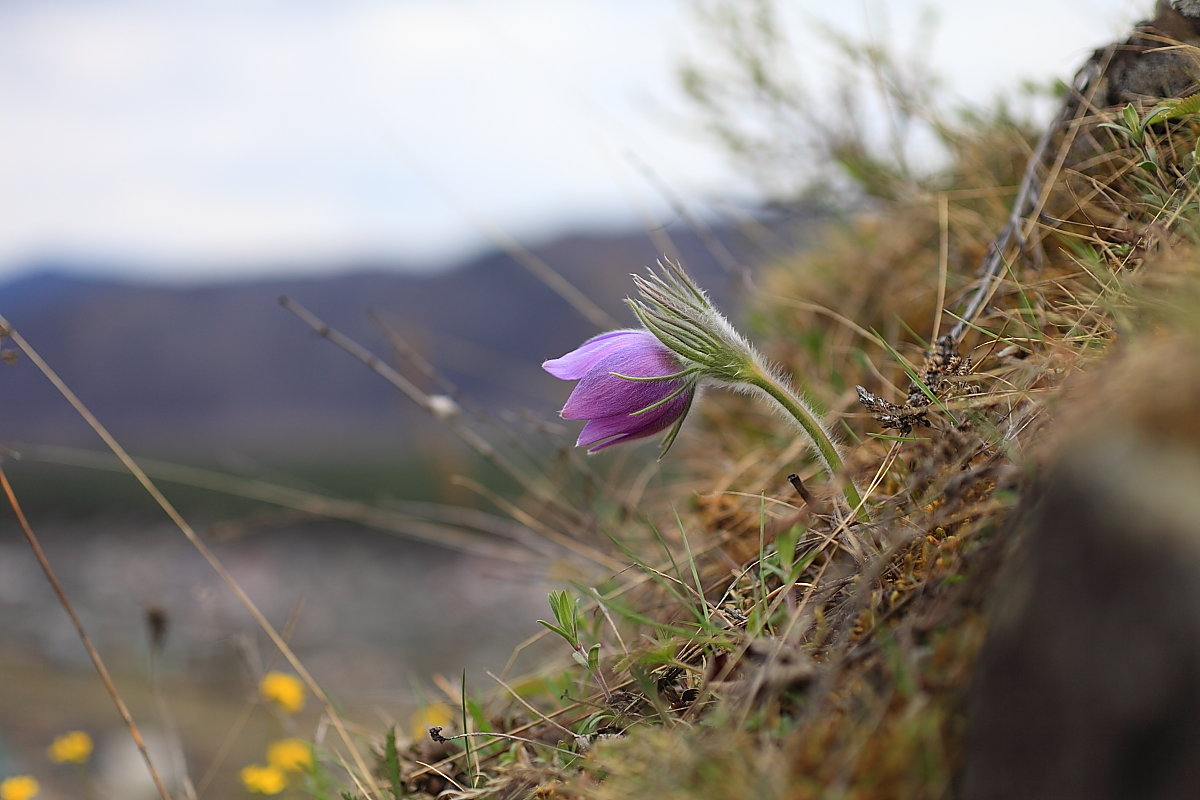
[1145,92,1200,126]
[1169,92,1200,117]
[587,642,602,672]
[657,389,695,459]
[1097,121,1140,145]
[542,591,581,647]
[461,671,477,788]
[775,523,801,577]
[1122,102,1139,133]
[536,619,574,646]
[382,727,405,800]
[465,696,489,736]
[1142,101,1176,128]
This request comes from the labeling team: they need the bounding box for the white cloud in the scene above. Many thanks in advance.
[0,0,1152,281]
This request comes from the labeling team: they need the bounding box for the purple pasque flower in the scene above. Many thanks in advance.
[543,329,697,453]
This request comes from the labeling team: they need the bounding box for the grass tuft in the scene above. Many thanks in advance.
[342,25,1200,800]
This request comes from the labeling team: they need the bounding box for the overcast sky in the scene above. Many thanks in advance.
[0,0,1146,282]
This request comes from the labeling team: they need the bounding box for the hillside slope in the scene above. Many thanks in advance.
[0,221,806,457]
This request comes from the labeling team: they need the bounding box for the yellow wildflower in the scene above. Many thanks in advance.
[409,702,454,741]
[47,730,93,764]
[266,738,312,773]
[240,764,286,795]
[259,671,305,713]
[0,775,39,800]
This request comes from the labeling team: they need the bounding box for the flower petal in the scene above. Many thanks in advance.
[576,386,694,451]
[561,339,686,419]
[542,330,648,380]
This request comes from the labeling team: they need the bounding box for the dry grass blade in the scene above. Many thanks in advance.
[0,466,172,800]
[0,315,383,800]
[279,295,587,530]
[15,442,541,562]
[947,46,1113,344]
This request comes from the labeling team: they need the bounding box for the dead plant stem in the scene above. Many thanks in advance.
[0,316,381,800]
[0,467,173,800]
[279,296,588,532]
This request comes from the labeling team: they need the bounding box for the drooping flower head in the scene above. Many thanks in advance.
[543,329,697,454]
[625,260,761,386]
[543,260,777,457]
[543,260,864,515]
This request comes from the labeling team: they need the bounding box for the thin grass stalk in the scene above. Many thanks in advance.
[0,467,173,800]
[0,316,383,800]
[280,297,592,533]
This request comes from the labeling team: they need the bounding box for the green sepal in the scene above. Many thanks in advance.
[656,389,696,459]
[609,367,698,382]
[627,380,692,416]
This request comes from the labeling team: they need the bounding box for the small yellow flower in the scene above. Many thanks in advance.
[47,730,93,764]
[0,775,39,800]
[266,738,312,773]
[240,764,286,795]
[259,671,305,713]
[409,702,454,741]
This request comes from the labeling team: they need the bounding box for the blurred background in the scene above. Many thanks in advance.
[0,1,1148,796]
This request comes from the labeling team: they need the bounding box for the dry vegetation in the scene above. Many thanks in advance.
[353,13,1200,800]
[7,5,1200,800]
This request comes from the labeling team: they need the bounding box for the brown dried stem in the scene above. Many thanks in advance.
[0,315,382,799]
[0,466,172,800]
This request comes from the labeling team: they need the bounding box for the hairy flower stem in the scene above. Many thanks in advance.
[746,368,866,519]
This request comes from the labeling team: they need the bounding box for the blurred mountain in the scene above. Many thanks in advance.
[0,218,812,459]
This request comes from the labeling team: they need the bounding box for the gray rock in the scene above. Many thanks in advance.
[962,338,1200,800]
[1171,1,1200,18]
